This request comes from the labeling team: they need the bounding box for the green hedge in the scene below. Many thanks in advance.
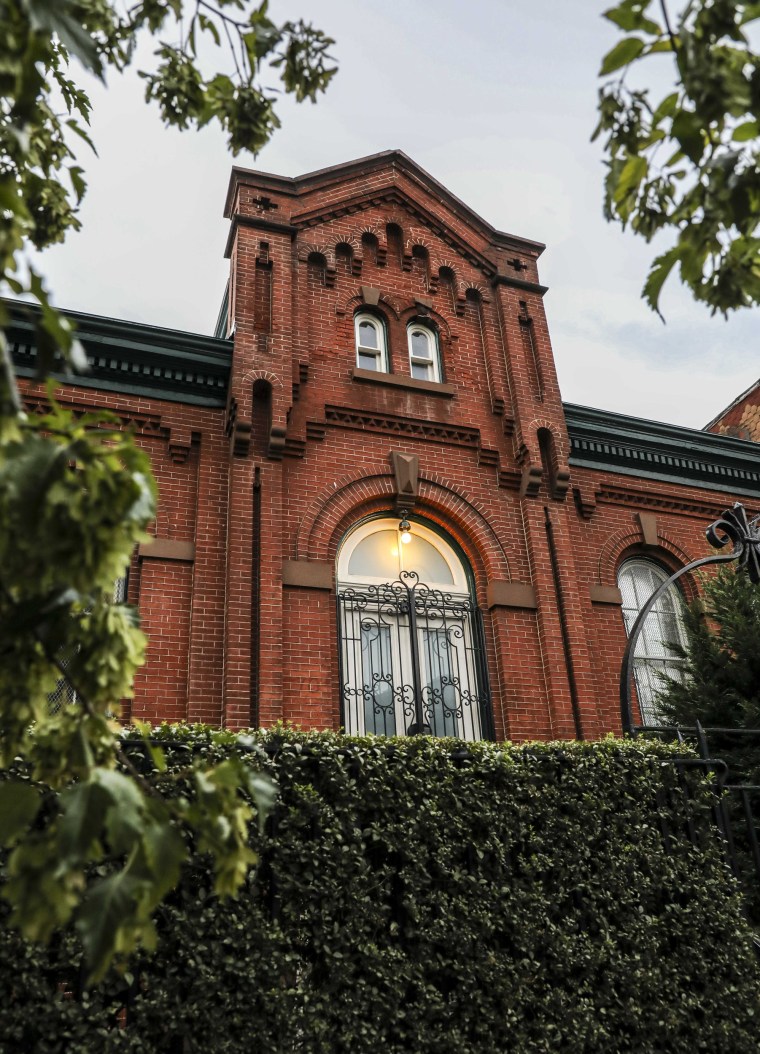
[3,729,760,1053]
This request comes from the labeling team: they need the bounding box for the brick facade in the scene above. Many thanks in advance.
[13,151,760,741]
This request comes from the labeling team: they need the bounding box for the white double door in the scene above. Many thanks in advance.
[340,595,482,741]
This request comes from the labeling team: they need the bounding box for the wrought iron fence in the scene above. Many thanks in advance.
[635,723,760,938]
[336,570,494,741]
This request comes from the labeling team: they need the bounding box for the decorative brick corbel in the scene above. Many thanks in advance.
[551,465,571,501]
[519,464,543,498]
[390,450,419,513]
[231,418,252,457]
[168,427,192,464]
[573,481,600,520]
[268,425,287,460]
[517,444,542,498]
[226,394,252,457]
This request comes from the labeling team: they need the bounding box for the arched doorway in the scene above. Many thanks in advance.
[336,516,493,740]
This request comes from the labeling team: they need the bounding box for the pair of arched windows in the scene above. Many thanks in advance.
[354,313,442,382]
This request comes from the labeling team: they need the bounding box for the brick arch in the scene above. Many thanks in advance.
[339,292,401,321]
[407,235,433,254]
[295,468,512,584]
[385,212,409,235]
[597,527,697,589]
[232,367,285,421]
[235,368,288,445]
[334,236,361,255]
[240,367,282,390]
[436,258,459,280]
[462,280,491,305]
[297,242,336,268]
[399,302,453,342]
[519,416,568,461]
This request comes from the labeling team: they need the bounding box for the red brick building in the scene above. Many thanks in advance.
[11,151,760,741]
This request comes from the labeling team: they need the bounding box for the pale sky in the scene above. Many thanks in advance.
[30,0,760,429]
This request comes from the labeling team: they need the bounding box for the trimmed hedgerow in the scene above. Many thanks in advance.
[2,729,760,1053]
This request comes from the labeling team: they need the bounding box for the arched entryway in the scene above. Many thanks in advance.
[336,516,493,740]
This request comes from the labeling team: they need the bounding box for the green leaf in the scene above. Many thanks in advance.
[643,245,681,316]
[652,91,680,124]
[26,0,104,79]
[58,780,110,865]
[76,866,148,981]
[733,120,759,142]
[604,3,661,35]
[0,781,41,845]
[139,818,185,900]
[615,154,648,197]
[95,769,146,854]
[671,110,705,164]
[600,36,646,75]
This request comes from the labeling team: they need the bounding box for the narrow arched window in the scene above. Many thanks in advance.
[407,323,441,382]
[618,558,687,725]
[336,518,492,741]
[354,312,388,372]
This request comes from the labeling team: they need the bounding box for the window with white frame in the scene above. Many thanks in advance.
[618,558,687,725]
[407,323,441,382]
[354,313,388,372]
[336,518,492,741]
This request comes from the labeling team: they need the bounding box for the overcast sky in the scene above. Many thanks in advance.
[32,0,760,429]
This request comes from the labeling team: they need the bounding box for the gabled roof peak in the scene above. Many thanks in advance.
[224,150,545,256]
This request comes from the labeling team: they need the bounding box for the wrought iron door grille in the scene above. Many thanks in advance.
[337,570,493,741]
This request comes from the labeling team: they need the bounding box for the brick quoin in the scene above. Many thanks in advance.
[14,151,760,741]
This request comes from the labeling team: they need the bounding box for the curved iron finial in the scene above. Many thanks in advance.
[705,503,760,583]
[620,503,760,734]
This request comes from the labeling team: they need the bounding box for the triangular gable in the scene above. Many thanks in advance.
[225,150,545,275]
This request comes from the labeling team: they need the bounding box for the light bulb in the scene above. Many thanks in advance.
[400,530,412,544]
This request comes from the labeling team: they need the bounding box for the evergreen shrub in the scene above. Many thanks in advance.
[3,728,760,1053]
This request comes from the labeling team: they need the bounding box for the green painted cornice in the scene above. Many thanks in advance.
[5,300,231,407]
[565,402,760,498]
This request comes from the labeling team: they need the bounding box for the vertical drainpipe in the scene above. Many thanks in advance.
[251,466,261,727]
[543,505,584,740]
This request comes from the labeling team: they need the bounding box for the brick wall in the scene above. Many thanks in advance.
[20,153,759,740]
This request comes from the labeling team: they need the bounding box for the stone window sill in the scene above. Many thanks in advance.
[352,368,456,398]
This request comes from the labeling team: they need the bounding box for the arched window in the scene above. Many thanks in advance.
[354,312,388,372]
[407,323,441,382]
[618,558,687,725]
[336,518,492,741]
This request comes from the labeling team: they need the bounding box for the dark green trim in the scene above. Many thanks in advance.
[214,282,230,339]
[6,300,231,407]
[565,402,760,498]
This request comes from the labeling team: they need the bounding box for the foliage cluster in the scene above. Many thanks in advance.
[3,728,760,1054]
[659,566,760,738]
[0,0,334,975]
[596,0,760,315]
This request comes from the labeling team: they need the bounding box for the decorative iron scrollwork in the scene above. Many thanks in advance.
[337,572,493,741]
[705,503,760,584]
